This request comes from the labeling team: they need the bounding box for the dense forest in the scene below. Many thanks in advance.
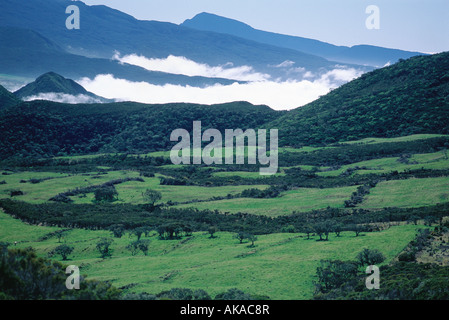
[0,100,283,159]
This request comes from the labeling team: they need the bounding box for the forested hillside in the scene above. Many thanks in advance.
[0,100,283,159]
[0,85,20,109]
[14,72,103,100]
[268,52,449,146]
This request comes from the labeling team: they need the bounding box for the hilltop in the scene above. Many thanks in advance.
[14,72,109,103]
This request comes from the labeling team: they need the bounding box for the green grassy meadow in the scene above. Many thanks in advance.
[317,150,449,177]
[1,134,448,299]
[175,186,359,217]
[339,134,449,145]
[359,176,449,209]
[0,170,270,205]
[0,209,424,300]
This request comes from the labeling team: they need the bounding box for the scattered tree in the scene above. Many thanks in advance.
[126,241,140,256]
[52,244,74,261]
[55,230,66,243]
[142,189,162,208]
[333,223,343,237]
[314,221,333,241]
[126,239,150,256]
[247,234,258,247]
[96,238,113,258]
[132,227,146,241]
[302,224,314,240]
[109,224,125,238]
[315,260,358,294]
[94,186,118,202]
[138,240,150,256]
[356,248,386,267]
[208,226,218,239]
[349,224,366,237]
[234,232,247,244]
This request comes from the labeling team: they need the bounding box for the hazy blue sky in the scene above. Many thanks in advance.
[80,0,448,53]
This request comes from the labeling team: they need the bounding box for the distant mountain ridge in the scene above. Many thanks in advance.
[181,12,425,67]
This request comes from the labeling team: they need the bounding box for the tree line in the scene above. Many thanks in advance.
[1,199,448,237]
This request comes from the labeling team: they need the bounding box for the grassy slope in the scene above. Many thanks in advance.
[0,210,424,300]
[0,135,446,300]
[2,135,449,213]
[359,177,449,209]
[0,170,269,205]
[174,186,359,217]
[317,150,449,177]
[339,134,449,145]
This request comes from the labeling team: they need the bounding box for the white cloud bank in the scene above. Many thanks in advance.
[77,54,364,110]
[114,53,271,82]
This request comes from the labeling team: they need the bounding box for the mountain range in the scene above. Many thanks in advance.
[0,26,240,88]
[0,0,351,83]
[182,12,425,68]
[0,0,427,91]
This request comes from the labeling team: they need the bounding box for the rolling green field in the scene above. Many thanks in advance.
[113,179,269,205]
[1,133,449,300]
[359,176,449,209]
[0,170,269,205]
[0,210,424,300]
[2,134,449,215]
[212,170,286,179]
[317,150,449,177]
[0,170,140,204]
[175,186,359,217]
[339,134,449,145]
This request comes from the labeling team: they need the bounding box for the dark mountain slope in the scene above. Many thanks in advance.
[267,52,449,147]
[0,85,21,109]
[182,12,424,67]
